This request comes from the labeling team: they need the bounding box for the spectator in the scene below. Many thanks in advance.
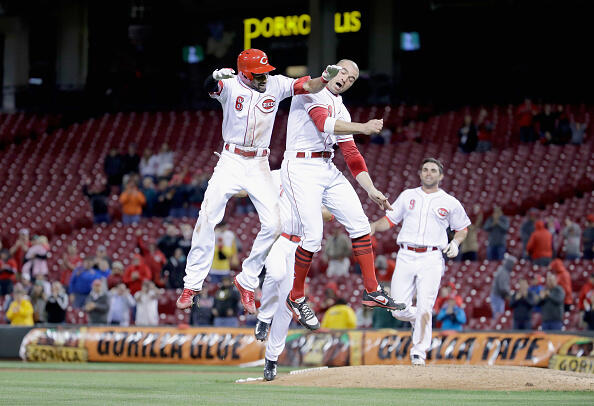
[155,143,174,178]
[187,172,209,218]
[136,232,167,287]
[527,220,553,266]
[85,279,109,324]
[95,245,112,267]
[554,105,571,145]
[45,282,68,324]
[21,235,50,282]
[139,148,159,179]
[529,275,544,313]
[483,206,510,260]
[104,148,124,189]
[356,306,373,328]
[123,256,152,295]
[578,273,594,330]
[570,121,587,145]
[154,178,173,217]
[140,177,157,217]
[107,283,136,326]
[162,248,186,289]
[119,179,146,225]
[69,257,108,308]
[510,279,535,330]
[562,218,581,260]
[476,108,494,152]
[168,175,190,218]
[324,229,352,278]
[516,97,537,142]
[106,261,125,289]
[550,259,573,311]
[546,216,562,256]
[30,281,47,323]
[520,209,538,259]
[538,272,565,331]
[211,222,237,283]
[9,228,31,271]
[434,284,463,316]
[190,289,214,326]
[82,180,111,224]
[321,298,357,329]
[490,254,516,319]
[436,298,467,331]
[459,204,483,261]
[374,255,395,283]
[178,223,193,257]
[584,215,594,260]
[59,243,82,288]
[535,104,557,144]
[0,248,18,295]
[234,195,256,215]
[458,114,478,153]
[134,280,160,326]
[5,284,34,326]
[157,224,181,259]
[121,143,140,176]
[212,277,240,327]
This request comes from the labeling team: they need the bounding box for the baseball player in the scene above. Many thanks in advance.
[370,158,470,365]
[281,59,405,330]
[176,49,342,313]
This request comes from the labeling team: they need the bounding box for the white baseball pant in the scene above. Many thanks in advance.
[390,248,444,360]
[184,150,281,292]
[261,236,298,361]
[280,157,370,253]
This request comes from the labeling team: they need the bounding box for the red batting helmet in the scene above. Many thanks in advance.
[237,49,275,81]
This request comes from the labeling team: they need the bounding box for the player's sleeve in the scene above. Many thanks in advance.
[385,192,405,225]
[449,199,472,231]
[276,75,311,100]
[337,140,367,177]
[334,107,354,143]
[208,77,230,102]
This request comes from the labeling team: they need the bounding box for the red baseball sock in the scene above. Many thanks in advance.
[352,234,379,293]
[290,246,314,300]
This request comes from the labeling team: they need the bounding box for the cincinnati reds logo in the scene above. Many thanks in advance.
[261,98,275,110]
[409,199,415,210]
[260,56,268,64]
[437,208,448,217]
[256,96,276,113]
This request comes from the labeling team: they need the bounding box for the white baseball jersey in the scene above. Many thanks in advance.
[386,187,471,249]
[210,75,302,148]
[270,170,302,237]
[286,88,353,151]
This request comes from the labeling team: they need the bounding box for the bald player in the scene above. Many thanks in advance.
[176,49,341,313]
[281,59,405,330]
[370,158,470,365]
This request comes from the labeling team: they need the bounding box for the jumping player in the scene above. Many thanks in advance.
[370,158,470,365]
[282,59,404,330]
[176,49,341,312]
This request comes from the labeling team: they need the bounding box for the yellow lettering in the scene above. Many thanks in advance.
[350,11,361,32]
[298,14,311,35]
[261,17,274,38]
[334,12,346,33]
[285,15,299,35]
[274,16,288,36]
[244,18,261,50]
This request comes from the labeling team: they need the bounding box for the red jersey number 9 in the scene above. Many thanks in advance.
[235,96,244,111]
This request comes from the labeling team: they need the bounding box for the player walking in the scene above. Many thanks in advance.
[281,59,404,330]
[176,49,341,312]
[370,158,470,365]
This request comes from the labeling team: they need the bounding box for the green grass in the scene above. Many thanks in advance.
[0,361,591,406]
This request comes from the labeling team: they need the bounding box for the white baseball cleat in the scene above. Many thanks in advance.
[411,355,425,366]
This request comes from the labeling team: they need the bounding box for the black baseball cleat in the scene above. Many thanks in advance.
[264,358,277,381]
[254,319,270,341]
[286,295,320,330]
[362,287,406,311]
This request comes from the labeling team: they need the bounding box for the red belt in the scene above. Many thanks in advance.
[400,244,438,253]
[281,232,301,243]
[295,151,332,158]
[225,143,268,158]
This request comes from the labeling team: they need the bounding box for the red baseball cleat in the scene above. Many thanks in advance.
[233,276,256,314]
[176,288,199,310]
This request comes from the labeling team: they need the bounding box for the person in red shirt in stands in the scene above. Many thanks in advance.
[123,256,152,295]
[549,259,573,312]
[59,243,82,288]
[135,230,167,287]
[9,229,30,272]
[516,97,538,142]
[578,273,594,330]
[107,261,125,290]
[527,221,553,266]
[0,248,18,295]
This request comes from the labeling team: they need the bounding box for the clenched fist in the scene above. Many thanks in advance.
[362,119,383,135]
[442,240,459,258]
[212,68,235,80]
[322,65,341,82]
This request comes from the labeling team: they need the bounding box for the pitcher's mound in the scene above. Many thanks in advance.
[256,365,594,391]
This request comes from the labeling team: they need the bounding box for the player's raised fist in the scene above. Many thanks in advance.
[212,68,235,80]
[362,119,383,135]
[322,65,341,82]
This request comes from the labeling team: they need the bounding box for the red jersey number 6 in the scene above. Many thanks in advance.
[235,96,244,111]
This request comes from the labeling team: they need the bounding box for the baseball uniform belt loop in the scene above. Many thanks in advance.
[399,244,439,253]
[224,143,269,158]
[281,232,301,243]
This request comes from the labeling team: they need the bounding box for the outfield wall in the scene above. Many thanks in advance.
[14,326,593,372]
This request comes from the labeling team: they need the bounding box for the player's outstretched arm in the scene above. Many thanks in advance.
[332,118,383,135]
[355,171,392,211]
[204,68,235,92]
[370,217,392,235]
[302,65,341,94]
